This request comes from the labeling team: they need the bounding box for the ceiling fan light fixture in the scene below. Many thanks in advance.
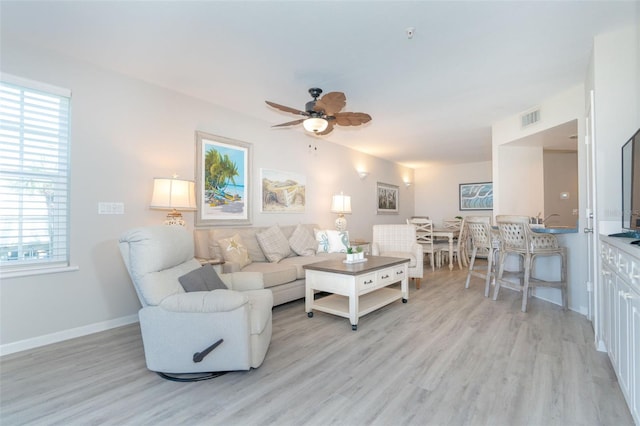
[303,117,328,133]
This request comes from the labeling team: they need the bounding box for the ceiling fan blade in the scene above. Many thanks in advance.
[333,112,372,126]
[265,100,308,116]
[272,118,305,128]
[316,121,335,136]
[314,92,346,116]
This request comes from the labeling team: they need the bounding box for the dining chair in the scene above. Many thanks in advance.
[494,215,567,312]
[442,218,463,230]
[439,217,468,270]
[464,216,499,297]
[407,218,445,271]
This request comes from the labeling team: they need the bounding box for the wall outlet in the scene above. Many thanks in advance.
[572,209,578,215]
[98,202,124,215]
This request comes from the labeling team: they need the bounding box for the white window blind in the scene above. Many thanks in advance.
[0,75,71,270]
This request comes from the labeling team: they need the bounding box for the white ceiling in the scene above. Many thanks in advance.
[1,1,635,167]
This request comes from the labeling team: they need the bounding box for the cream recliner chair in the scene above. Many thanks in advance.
[371,224,424,288]
[119,225,273,380]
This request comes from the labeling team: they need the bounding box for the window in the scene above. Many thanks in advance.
[0,74,71,272]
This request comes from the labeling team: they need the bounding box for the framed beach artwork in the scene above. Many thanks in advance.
[260,169,306,213]
[377,182,399,214]
[195,132,252,226]
[459,182,493,211]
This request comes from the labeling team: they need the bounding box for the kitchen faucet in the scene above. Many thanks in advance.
[543,213,560,223]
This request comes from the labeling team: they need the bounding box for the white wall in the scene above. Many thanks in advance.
[589,23,639,348]
[497,144,545,218]
[413,161,492,225]
[544,151,579,227]
[492,85,585,217]
[592,26,640,234]
[0,38,414,353]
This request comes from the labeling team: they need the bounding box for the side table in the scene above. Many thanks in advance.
[196,258,225,274]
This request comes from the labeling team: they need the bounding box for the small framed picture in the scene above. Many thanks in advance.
[459,182,493,211]
[377,182,399,214]
[260,168,306,213]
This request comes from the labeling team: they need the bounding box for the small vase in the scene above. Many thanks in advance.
[346,253,356,262]
[356,252,364,260]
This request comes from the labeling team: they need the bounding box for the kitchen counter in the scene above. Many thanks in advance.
[530,224,579,234]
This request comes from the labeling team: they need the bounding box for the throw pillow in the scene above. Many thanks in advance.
[289,224,317,256]
[179,264,228,292]
[315,229,350,253]
[256,224,292,263]
[326,230,350,253]
[218,234,252,268]
[315,229,330,253]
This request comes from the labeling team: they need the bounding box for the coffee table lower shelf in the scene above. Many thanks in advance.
[308,287,403,328]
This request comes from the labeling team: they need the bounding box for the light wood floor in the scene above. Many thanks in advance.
[1,263,634,426]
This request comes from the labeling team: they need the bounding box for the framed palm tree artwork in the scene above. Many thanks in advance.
[195,131,252,226]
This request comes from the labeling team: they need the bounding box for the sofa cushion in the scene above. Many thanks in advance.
[178,264,228,292]
[218,234,252,268]
[280,253,345,279]
[315,229,349,253]
[288,224,317,256]
[240,262,298,288]
[209,228,267,263]
[255,224,292,263]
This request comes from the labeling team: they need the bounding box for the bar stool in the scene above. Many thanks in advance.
[465,216,499,297]
[494,215,567,312]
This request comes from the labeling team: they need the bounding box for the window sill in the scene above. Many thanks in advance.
[0,265,79,279]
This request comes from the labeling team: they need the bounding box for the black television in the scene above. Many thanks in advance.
[622,127,640,234]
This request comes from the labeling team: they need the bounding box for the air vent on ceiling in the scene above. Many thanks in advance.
[521,108,541,128]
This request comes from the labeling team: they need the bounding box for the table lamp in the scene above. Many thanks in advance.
[150,177,197,226]
[330,192,351,231]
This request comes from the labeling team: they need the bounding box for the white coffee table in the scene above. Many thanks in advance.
[303,255,409,330]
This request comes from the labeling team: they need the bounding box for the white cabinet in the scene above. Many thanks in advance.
[600,236,640,424]
[633,293,640,423]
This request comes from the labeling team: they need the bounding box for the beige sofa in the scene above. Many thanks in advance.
[194,224,346,306]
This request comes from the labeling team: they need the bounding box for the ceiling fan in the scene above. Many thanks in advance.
[265,88,372,135]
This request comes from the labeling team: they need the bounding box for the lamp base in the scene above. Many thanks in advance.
[335,215,347,232]
[164,209,186,226]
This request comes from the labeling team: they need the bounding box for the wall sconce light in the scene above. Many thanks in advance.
[330,192,352,231]
[560,192,570,200]
[404,181,412,188]
[150,176,197,226]
[357,170,369,180]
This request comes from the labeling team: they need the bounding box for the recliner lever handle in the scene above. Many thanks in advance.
[193,338,224,363]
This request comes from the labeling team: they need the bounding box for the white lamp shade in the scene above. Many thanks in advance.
[303,117,329,133]
[150,178,197,210]
[330,193,352,214]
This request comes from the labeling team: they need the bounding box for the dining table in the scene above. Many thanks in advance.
[433,228,459,270]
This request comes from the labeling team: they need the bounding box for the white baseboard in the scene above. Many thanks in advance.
[0,314,139,357]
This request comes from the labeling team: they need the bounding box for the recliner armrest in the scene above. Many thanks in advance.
[220,272,265,291]
[159,290,249,313]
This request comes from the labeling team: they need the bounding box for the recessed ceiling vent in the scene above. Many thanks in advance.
[521,108,541,128]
